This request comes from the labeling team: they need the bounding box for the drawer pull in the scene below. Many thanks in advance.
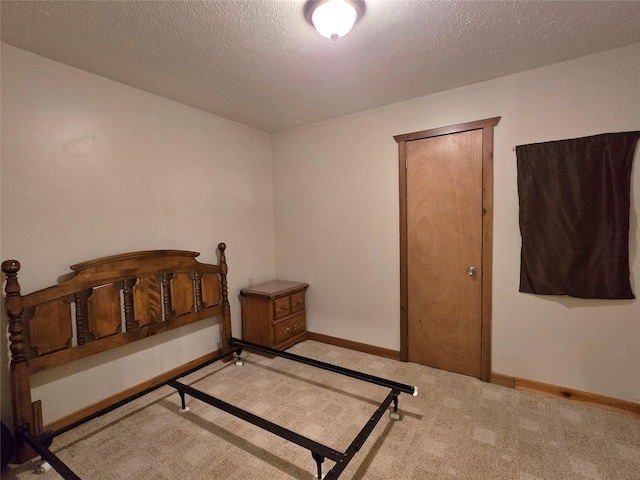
[286,325,298,333]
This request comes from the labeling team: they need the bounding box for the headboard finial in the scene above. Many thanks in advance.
[218,243,227,267]
[2,259,21,276]
[2,259,22,306]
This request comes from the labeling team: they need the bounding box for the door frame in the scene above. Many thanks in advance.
[394,117,500,381]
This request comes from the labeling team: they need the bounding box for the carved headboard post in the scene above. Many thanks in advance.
[217,243,232,357]
[218,243,228,304]
[2,260,25,364]
[2,260,37,461]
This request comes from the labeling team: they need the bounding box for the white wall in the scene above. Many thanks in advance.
[272,44,640,403]
[0,45,276,426]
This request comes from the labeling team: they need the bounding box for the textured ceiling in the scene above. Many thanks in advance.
[2,1,639,132]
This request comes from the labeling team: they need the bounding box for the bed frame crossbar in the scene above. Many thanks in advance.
[168,379,344,462]
[230,337,417,396]
[326,389,399,479]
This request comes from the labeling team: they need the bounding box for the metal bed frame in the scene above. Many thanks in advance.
[19,337,417,480]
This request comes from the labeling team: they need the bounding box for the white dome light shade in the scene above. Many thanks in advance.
[304,0,365,41]
[313,0,357,40]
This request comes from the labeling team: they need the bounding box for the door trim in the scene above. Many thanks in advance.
[394,117,500,381]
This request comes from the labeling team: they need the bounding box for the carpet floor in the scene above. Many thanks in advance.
[2,340,639,479]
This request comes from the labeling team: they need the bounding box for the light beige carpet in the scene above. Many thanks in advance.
[3,340,639,479]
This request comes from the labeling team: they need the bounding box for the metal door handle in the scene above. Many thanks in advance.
[467,266,476,276]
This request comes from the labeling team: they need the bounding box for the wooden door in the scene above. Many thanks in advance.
[407,130,482,376]
[395,117,500,381]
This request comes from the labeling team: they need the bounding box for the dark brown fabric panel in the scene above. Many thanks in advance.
[517,132,639,299]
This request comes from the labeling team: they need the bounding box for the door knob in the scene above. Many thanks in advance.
[467,266,477,276]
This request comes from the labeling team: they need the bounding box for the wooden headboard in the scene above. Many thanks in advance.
[2,243,231,461]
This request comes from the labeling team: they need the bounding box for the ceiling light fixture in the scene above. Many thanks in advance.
[304,0,365,41]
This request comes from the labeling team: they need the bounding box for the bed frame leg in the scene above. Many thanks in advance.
[178,391,190,413]
[35,460,52,474]
[235,348,244,366]
[389,394,401,421]
[312,452,326,479]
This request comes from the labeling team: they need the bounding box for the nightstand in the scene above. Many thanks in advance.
[240,280,309,351]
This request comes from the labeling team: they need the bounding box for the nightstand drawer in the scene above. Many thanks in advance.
[273,313,305,346]
[273,296,291,319]
[291,291,305,313]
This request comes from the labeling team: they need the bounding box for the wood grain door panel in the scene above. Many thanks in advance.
[406,129,483,377]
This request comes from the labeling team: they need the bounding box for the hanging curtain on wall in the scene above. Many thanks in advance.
[517,131,639,299]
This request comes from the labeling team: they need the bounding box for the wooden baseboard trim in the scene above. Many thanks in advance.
[491,372,640,416]
[307,332,401,361]
[44,349,224,432]
[490,372,516,388]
